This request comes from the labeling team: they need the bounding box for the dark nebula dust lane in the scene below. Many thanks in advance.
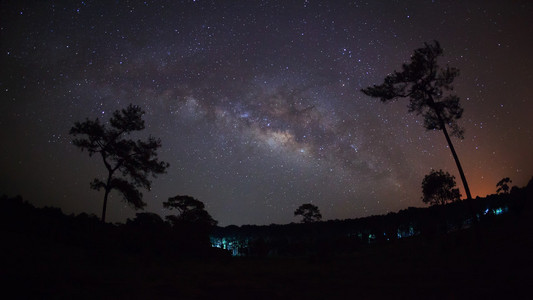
[1,1,532,225]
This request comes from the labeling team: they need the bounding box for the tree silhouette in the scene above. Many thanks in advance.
[421,169,461,206]
[362,41,472,201]
[70,104,169,222]
[496,177,512,194]
[294,203,322,223]
[163,195,218,227]
[126,212,167,229]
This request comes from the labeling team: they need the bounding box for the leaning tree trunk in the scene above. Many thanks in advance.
[101,170,113,223]
[102,188,110,223]
[440,122,473,201]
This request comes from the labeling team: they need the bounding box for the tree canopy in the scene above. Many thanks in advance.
[70,104,169,222]
[294,203,322,223]
[361,41,464,137]
[361,41,472,200]
[163,195,218,227]
[421,170,461,206]
[496,177,512,194]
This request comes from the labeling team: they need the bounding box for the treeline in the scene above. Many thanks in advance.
[211,177,533,257]
[0,195,226,260]
[1,177,531,259]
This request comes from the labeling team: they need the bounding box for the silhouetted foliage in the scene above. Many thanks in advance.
[69,104,169,222]
[3,173,532,264]
[126,212,167,229]
[421,170,461,206]
[163,195,218,227]
[496,177,512,194]
[0,194,223,261]
[212,177,533,257]
[361,41,472,201]
[3,188,532,298]
[294,203,322,223]
[162,195,219,254]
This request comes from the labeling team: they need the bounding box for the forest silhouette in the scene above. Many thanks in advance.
[2,177,532,298]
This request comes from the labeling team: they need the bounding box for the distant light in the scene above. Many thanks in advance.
[493,207,504,215]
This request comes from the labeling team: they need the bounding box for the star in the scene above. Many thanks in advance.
[0,0,532,225]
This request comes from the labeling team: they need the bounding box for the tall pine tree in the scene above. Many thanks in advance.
[362,41,472,201]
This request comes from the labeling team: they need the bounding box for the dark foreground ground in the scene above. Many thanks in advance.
[2,211,532,300]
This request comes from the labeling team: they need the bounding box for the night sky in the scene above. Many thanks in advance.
[1,1,532,226]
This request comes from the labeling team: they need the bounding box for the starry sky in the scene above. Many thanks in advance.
[1,0,532,226]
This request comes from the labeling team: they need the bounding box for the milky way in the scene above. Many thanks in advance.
[1,1,532,225]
